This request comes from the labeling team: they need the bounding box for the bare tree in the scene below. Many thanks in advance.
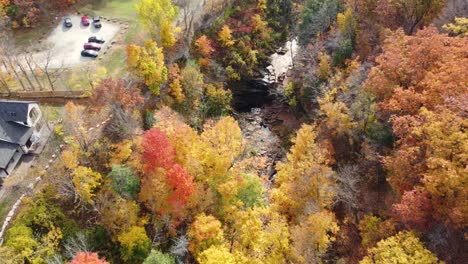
[45,254,64,264]
[14,55,35,91]
[0,66,11,93]
[334,164,362,223]
[24,52,44,91]
[63,232,90,259]
[179,0,196,44]
[41,49,66,91]
[1,53,28,91]
[170,235,189,264]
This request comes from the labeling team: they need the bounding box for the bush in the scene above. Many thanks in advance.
[332,38,353,67]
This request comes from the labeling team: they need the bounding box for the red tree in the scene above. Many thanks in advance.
[167,164,194,212]
[393,188,433,229]
[68,252,109,264]
[142,128,176,172]
[90,78,143,111]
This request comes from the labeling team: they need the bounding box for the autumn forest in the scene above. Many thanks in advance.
[0,0,466,263]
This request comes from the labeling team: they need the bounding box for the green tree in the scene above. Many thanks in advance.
[107,165,139,200]
[202,83,232,117]
[143,249,175,264]
[4,225,38,260]
[118,226,151,263]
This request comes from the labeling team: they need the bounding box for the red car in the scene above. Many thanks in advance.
[81,16,90,26]
[83,42,102,51]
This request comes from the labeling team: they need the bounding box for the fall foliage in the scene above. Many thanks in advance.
[0,0,464,263]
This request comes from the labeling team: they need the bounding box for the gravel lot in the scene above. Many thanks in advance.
[36,15,120,68]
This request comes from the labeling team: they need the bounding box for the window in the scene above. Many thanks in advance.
[29,106,40,125]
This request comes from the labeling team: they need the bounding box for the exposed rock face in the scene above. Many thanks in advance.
[230,80,274,112]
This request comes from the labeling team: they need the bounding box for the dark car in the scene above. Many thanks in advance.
[81,50,98,58]
[93,16,102,28]
[81,16,90,26]
[88,36,105,44]
[83,42,102,51]
[64,17,72,28]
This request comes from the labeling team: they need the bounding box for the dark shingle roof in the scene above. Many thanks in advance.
[0,101,35,145]
[0,141,19,169]
[0,100,35,123]
[0,119,33,145]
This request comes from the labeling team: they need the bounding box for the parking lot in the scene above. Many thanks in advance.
[35,15,120,68]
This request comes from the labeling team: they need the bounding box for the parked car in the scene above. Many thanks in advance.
[83,42,102,51]
[81,16,90,26]
[88,36,105,44]
[81,50,98,58]
[93,16,102,28]
[64,17,72,28]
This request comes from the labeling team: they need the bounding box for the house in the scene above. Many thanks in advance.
[0,101,45,178]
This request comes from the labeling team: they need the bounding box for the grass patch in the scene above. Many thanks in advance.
[78,0,139,22]
[104,47,127,77]
[0,198,13,223]
[13,22,56,50]
[41,105,64,123]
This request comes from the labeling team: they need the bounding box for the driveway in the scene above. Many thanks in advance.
[35,15,120,68]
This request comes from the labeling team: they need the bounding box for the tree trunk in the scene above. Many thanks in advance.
[16,58,35,91]
[3,56,27,91]
[24,55,43,91]
[45,69,55,91]
[0,72,10,93]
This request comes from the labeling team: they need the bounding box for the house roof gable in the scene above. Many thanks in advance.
[0,100,35,123]
[0,141,20,169]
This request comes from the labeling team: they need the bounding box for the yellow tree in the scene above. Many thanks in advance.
[127,40,168,95]
[387,106,468,228]
[198,116,244,185]
[443,17,468,37]
[290,210,339,263]
[224,207,290,264]
[197,245,237,264]
[188,213,225,257]
[169,78,185,103]
[138,168,171,215]
[318,88,356,138]
[136,0,178,38]
[317,52,332,80]
[160,18,176,48]
[72,166,102,205]
[218,25,235,47]
[271,124,335,222]
[337,7,356,40]
[96,190,140,238]
[117,226,151,263]
[360,231,440,264]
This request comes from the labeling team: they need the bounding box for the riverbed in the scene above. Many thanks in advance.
[234,38,303,182]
